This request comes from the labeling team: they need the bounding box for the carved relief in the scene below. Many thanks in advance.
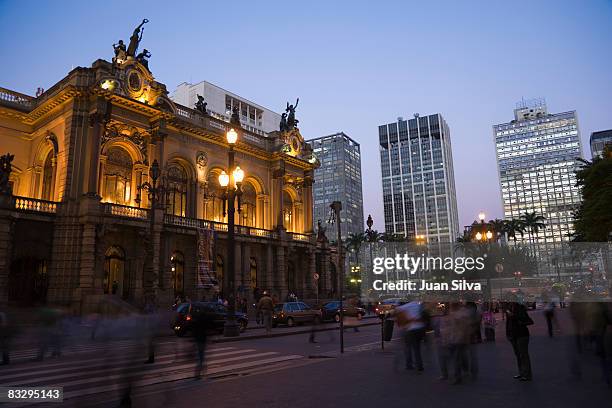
[101,123,149,161]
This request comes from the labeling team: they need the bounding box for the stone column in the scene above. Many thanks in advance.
[265,243,273,292]
[307,247,316,299]
[275,245,287,300]
[0,207,14,306]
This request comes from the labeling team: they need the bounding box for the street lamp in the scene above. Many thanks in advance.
[478,211,486,222]
[219,128,244,337]
[135,160,162,304]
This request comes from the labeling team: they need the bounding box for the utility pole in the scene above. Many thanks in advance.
[330,201,344,353]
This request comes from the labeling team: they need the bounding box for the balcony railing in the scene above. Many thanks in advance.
[0,87,34,109]
[14,196,57,213]
[164,214,278,239]
[289,232,311,242]
[102,203,149,219]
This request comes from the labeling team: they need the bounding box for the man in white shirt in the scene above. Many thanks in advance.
[395,298,426,371]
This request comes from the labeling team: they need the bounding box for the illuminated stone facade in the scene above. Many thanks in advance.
[0,42,335,311]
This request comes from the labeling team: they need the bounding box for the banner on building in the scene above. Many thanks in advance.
[196,226,216,288]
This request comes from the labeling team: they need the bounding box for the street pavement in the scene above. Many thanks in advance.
[2,309,610,407]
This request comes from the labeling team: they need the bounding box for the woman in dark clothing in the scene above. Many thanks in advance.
[505,301,533,381]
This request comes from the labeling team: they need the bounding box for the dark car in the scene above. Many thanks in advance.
[319,301,366,322]
[173,302,248,336]
[272,302,321,327]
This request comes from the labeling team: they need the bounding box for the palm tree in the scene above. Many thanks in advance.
[503,219,525,243]
[520,212,546,244]
[345,232,366,264]
[488,218,506,241]
[365,229,383,243]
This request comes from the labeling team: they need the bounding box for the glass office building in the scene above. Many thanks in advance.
[590,129,612,159]
[307,132,364,240]
[494,100,583,245]
[378,114,460,245]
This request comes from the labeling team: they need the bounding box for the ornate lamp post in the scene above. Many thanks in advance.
[135,159,162,303]
[218,128,244,337]
[473,211,494,301]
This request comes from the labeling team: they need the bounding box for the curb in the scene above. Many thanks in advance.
[211,320,381,343]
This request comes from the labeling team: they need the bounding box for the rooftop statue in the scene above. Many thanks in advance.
[279,112,288,132]
[195,94,208,114]
[112,40,127,63]
[230,106,241,126]
[127,18,149,57]
[136,49,151,70]
[286,98,299,129]
[0,153,15,195]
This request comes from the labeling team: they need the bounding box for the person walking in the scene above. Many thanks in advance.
[395,297,426,372]
[506,300,533,381]
[0,311,11,365]
[543,296,557,338]
[192,311,212,380]
[143,300,157,364]
[257,291,274,335]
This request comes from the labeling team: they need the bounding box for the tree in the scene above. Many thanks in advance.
[345,232,366,264]
[520,212,546,244]
[503,219,525,243]
[488,218,506,241]
[573,145,612,242]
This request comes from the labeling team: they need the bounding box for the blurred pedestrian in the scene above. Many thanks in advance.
[193,311,212,380]
[257,291,274,335]
[449,302,471,384]
[482,306,496,342]
[506,300,533,381]
[143,300,157,364]
[543,296,557,338]
[240,297,248,314]
[395,297,426,372]
[0,310,11,365]
[35,306,63,361]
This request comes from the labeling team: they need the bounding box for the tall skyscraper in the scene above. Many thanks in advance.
[494,99,583,244]
[378,114,460,245]
[171,81,281,136]
[307,132,364,240]
[590,129,612,159]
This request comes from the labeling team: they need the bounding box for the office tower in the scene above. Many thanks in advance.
[307,132,364,240]
[171,81,281,136]
[590,129,612,159]
[494,99,583,244]
[378,114,460,245]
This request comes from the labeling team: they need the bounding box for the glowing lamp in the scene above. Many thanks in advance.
[226,128,238,145]
[218,171,230,187]
[233,166,244,184]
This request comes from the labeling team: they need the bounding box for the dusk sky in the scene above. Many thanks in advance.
[1,0,611,231]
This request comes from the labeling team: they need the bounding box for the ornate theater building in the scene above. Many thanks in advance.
[0,22,336,312]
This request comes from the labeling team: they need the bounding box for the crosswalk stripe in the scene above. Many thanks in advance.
[61,355,304,400]
[8,339,177,359]
[0,348,257,383]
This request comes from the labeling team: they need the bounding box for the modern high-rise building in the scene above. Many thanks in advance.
[171,81,282,136]
[590,129,612,159]
[378,114,460,245]
[307,132,364,241]
[494,99,583,244]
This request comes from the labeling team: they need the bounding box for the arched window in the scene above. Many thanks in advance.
[171,252,185,297]
[166,164,188,217]
[41,151,55,201]
[283,191,294,232]
[249,257,257,289]
[204,172,227,223]
[104,246,127,298]
[103,147,133,205]
[239,183,257,227]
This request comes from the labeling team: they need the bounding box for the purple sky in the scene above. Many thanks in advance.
[1,0,611,231]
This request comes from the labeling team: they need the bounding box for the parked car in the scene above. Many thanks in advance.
[319,301,366,322]
[272,302,321,327]
[173,302,248,336]
[374,298,405,317]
